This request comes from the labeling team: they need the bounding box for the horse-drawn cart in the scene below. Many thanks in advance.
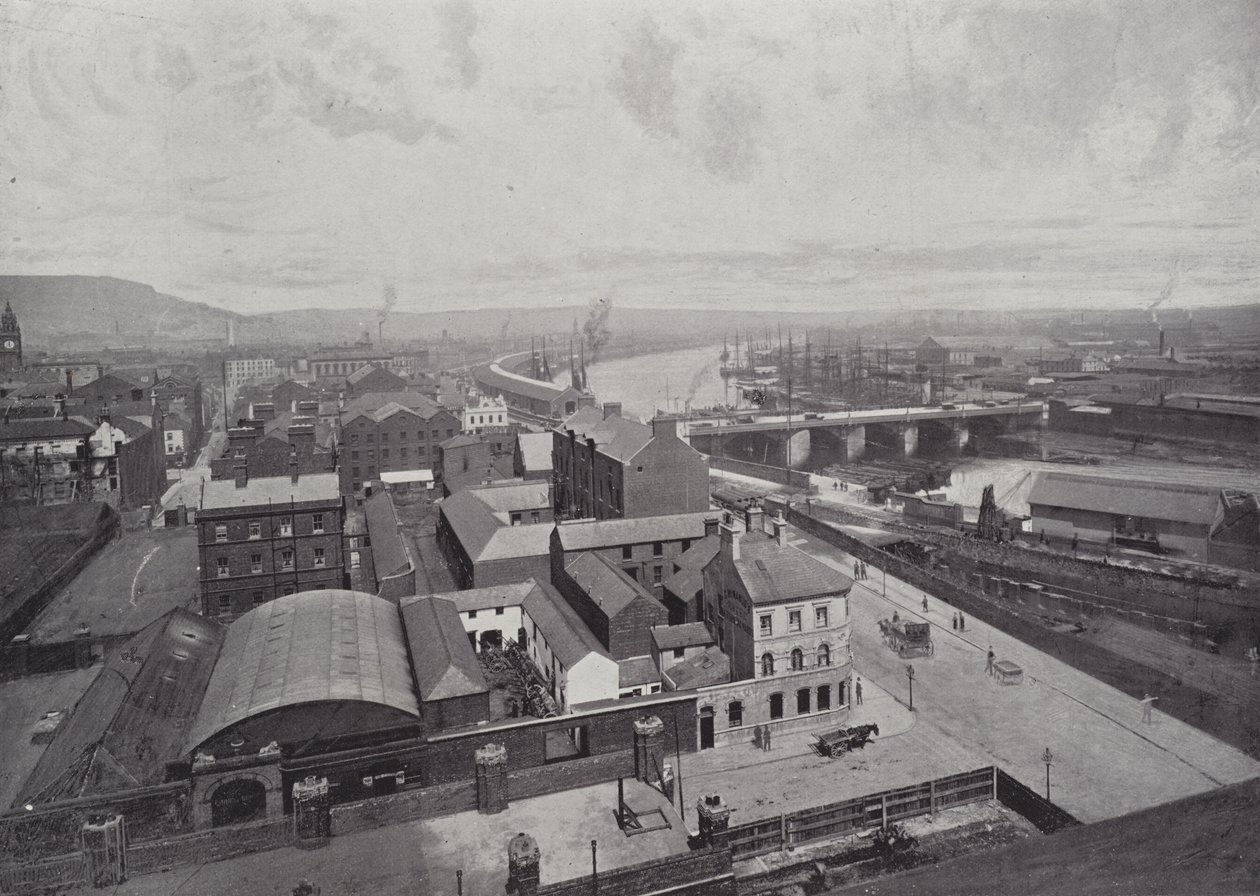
[878,617,934,657]
[816,723,879,757]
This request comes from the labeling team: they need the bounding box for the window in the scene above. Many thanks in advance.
[510,512,522,526]
[282,585,296,596]
[250,553,263,574]
[216,557,229,577]
[281,550,294,570]
[366,434,375,444]
[817,644,831,667]
[728,700,743,728]
[381,448,390,460]
[653,566,663,585]
[815,605,829,628]
[252,591,265,608]
[818,685,831,711]
[446,429,454,438]
[351,449,360,460]
[214,524,228,543]
[790,648,805,671]
[761,653,775,677]
[495,607,505,616]
[797,688,811,714]
[279,516,292,536]
[759,614,773,637]
[652,541,663,557]
[381,432,389,443]
[531,511,540,524]
[312,513,324,534]
[350,433,359,445]
[673,647,685,659]
[249,521,261,539]
[431,430,439,441]
[313,548,326,568]
[352,467,360,479]
[622,545,633,560]
[789,609,802,632]
[400,447,409,459]
[217,594,232,615]
[681,539,691,552]
[769,693,784,720]
[350,550,361,569]
[468,610,478,619]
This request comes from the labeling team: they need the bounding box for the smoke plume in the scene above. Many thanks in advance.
[582,293,613,362]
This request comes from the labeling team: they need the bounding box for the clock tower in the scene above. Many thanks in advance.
[0,300,21,373]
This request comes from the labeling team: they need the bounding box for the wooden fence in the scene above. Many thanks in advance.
[729,767,997,860]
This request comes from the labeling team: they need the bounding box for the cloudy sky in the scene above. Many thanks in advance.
[1,0,1257,314]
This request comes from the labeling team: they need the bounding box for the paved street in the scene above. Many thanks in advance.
[786,526,1260,823]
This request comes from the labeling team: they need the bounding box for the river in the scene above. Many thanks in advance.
[578,344,1260,516]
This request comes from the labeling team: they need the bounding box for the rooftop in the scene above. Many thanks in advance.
[521,581,610,668]
[554,511,716,552]
[467,479,552,514]
[651,622,714,652]
[438,490,555,562]
[339,391,444,423]
[199,472,341,510]
[186,590,420,753]
[364,490,412,581]
[563,552,658,618]
[1027,472,1224,526]
[662,645,730,690]
[431,580,538,615]
[729,530,854,605]
[515,431,554,472]
[558,410,654,463]
[399,596,488,702]
[618,656,660,688]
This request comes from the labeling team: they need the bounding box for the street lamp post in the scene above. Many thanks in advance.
[906,664,916,711]
[1042,747,1053,800]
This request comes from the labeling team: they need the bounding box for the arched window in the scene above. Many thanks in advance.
[761,653,775,677]
[790,648,804,671]
[817,644,831,667]
[727,700,743,728]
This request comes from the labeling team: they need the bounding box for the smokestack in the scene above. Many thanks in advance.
[1159,329,1165,357]
[289,456,299,485]
[65,370,73,393]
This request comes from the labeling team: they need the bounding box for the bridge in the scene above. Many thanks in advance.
[682,400,1045,467]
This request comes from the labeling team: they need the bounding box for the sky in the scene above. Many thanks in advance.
[1,0,1257,315]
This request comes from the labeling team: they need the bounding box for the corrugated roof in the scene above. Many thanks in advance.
[186,590,420,753]
[564,552,659,619]
[515,432,553,472]
[555,512,715,552]
[19,609,225,804]
[663,646,730,690]
[731,533,853,605]
[651,623,714,652]
[1027,472,1223,526]
[522,582,610,668]
[399,596,488,701]
[618,656,660,688]
[364,490,412,580]
[200,472,340,510]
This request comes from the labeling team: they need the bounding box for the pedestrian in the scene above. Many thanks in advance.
[855,677,864,705]
[959,613,966,632]
[986,647,996,676]
[922,595,929,613]
[854,560,861,580]
[834,481,839,491]
[1140,693,1157,724]
[764,725,773,750]
[862,561,869,580]
[952,612,959,631]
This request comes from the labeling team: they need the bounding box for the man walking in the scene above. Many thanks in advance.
[986,647,996,676]
[854,560,861,580]
[1140,693,1158,724]
[922,595,929,614]
[958,612,966,632]
[952,612,959,631]
[855,677,864,705]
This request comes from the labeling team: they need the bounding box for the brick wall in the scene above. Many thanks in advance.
[708,455,810,490]
[622,437,710,519]
[329,780,477,836]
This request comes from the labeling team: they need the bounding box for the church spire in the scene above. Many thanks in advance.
[0,300,17,333]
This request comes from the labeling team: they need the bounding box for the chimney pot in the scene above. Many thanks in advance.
[602,402,622,420]
[744,503,765,535]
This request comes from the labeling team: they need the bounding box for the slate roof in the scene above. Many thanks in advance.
[186,590,420,753]
[557,408,656,462]
[651,623,714,652]
[554,512,715,552]
[200,472,341,510]
[339,391,444,423]
[732,532,853,605]
[399,596,488,701]
[19,610,225,804]
[0,417,95,441]
[1027,472,1223,526]
[515,432,554,472]
[662,646,730,690]
[564,552,657,618]
[364,490,412,580]
[434,580,538,614]
[618,656,660,688]
[468,480,551,514]
[522,581,610,668]
[438,490,554,562]
[440,434,482,449]
[346,364,407,387]
[671,533,721,570]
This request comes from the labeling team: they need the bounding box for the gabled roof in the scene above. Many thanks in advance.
[346,364,406,386]
[663,646,730,690]
[727,532,853,605]
[399,596,488,701]
[618,656,660,688]
[186,590,420,753]
[432,580,538,615]
[515,432,553,472]
[0,416,96,441]
[364,490,412,580]
[440,434,482,450]
[556,408,657,463]
[554,512,715,552]
[564,552,660,619]
[1028,472,1223,526]
[438,490,554,562]
[652,622,714,652]
[522,581,610,668]
[339,391,445,423]
[19,610,225,804]
[468,480,551,514]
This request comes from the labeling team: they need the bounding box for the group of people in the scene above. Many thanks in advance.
[833,480,851,492]
[951,611,967,631]
[853,560,871,581]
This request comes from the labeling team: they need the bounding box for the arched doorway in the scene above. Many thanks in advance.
[210,778,267,827]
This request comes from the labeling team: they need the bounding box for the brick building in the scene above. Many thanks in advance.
[553,406,709,520]
[549,511,719,596]
[338,392,461,494]
[435,483,555,589]
[196,470,345,619]
[210,413,334,481]
[551,551,668,661]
